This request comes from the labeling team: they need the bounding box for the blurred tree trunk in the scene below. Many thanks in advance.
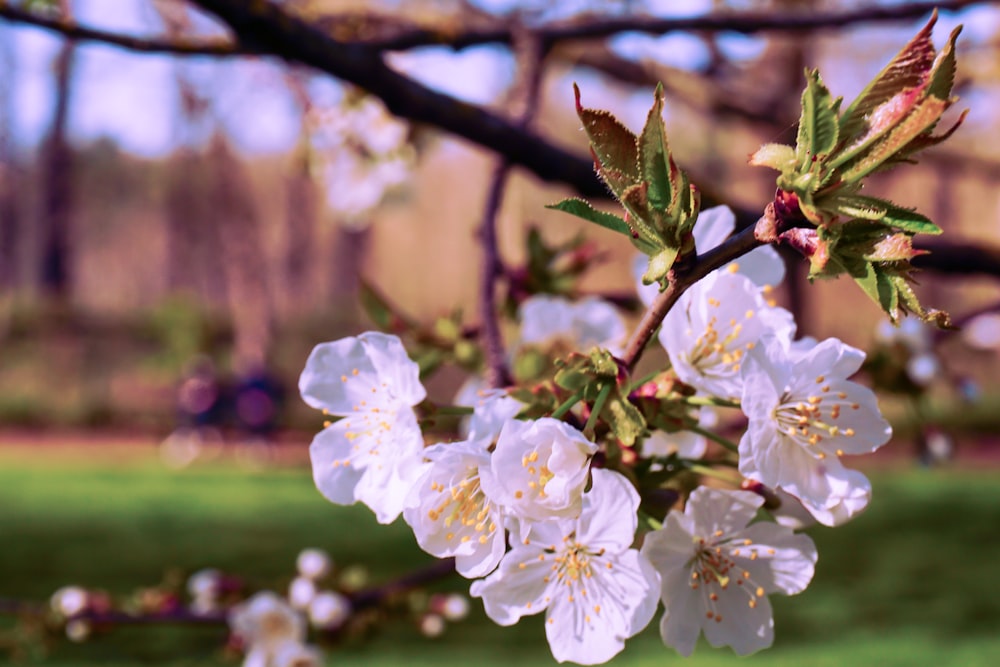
[208,133,273,368]
[39,38,78,300]
[0,37,20,293]
[284,127,318,318]
[164,148,229,304]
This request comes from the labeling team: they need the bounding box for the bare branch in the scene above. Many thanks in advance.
[0,4,245,56]
[478,33,547,389]
[326,0,986,51]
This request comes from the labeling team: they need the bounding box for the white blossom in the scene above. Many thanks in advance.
[287,577,317,611]
[229,592,306,667]
[479,418,597,528]
[404,438,506,578]
[659,270,795,400]
[300,332,428,524]
[738,336,891,524]
[51,586,88,617]
[462,387,525,442]
[471,470,660,665]
[641,487,816,656]
[518,295,627,356]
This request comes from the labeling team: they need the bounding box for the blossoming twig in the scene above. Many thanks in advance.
[622,209,772,371]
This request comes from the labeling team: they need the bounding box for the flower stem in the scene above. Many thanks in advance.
[584,383,612,438]
[682,396,741,409]
[689,424,740,453]
[686,463,742,486]
[551,390,584,419]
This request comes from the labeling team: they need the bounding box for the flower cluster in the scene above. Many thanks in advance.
[306,93,414,225]
[300,205,894,663]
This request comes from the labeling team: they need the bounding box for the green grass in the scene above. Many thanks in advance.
[1,447,999,666]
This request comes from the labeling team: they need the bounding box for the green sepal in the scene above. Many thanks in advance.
[642,247,680,285]
[603,392,646,448]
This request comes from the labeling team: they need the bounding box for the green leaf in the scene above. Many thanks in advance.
[574,83,639,197]
[642,246,680,285]
[359,280,412,331]
[795,70,840,165]
[638,84,672,212]
[926,25,962,104]
[827,195,941,234]
[749,143,797,172]
[838,11,939,138]
[547,199,658,253]
[839,95,949,183]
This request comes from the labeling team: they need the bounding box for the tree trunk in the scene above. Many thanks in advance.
[39,39,78,300]
[208,133,273,368]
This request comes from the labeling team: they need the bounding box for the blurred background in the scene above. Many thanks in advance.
[1,0,1000,665]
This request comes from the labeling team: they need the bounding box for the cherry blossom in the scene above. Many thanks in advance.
[404,438,507,578]
[518,295,627,356]
[659,270,795,400]
[478,418,597,526]
[738,336,891,524]
[471,469,660,665]
[299,332,428,524]
[641,487,816,656]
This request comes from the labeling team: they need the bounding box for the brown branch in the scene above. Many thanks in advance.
[5,1,985,57]
[913,239,1000,278]
[478,34,547,389]
[186,0,609,198]
[0,4,246,56]
[328,0,986,51]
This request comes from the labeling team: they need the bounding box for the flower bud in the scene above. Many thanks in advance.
[288,577,317,611]
[308,591,351,630]
[51,586,88,617]
[419,613,446,638]
[296,549,332,581]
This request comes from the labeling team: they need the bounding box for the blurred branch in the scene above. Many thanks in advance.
[4,1,985,57]
[913,239,1000,277]
[186,0,608,197]
[324,0,986,51]
[0,4,245,56]
[478,33,547,389]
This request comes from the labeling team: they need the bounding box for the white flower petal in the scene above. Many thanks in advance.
[471,549,551,626]
[701,587,774,655]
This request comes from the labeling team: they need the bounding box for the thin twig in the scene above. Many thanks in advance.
[0,4,245,56]
[5,1,984,55]
[478,32,547,388]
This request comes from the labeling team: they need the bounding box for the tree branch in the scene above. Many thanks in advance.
[478,35,547,388]
[5,1,984,57]
[318,0,985,51]
[0,4,245,56]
